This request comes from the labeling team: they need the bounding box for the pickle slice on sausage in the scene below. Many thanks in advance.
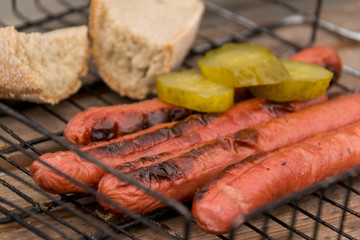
[156,69,234,112]
[249,58,333,102]
[198,43,290,87]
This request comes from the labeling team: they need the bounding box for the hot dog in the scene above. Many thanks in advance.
[64,98,192,145]
[96,93,360,216]
[30,96,325,194]
[192,121,360,234]
[116,147,198,173]
[114,95,328,173]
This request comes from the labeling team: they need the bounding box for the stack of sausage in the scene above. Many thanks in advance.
[30,46,360,235]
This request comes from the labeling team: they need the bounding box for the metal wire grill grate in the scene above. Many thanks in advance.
[0,0,360,239]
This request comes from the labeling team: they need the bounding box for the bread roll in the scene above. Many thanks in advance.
[89,0,204,99]
[0,26,89,104]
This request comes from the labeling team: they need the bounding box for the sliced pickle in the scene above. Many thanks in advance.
[198,43,290,87]
[156,69,234,112]
[249,58,333,102]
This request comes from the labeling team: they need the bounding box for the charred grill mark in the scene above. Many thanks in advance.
[134,142,217,180]
[117,152,173,171]
[91,117,119,141]
[91,128,115,142]
[178,139,232,175]
[171,113,217,131]
[136,161,184,183]
[90,107,193,142]
[241,153,265,164]
[146,110,170,128]
[193,186,208,202]
[138,152,171,163]
[263,101,297,118]
[171,149,206,176]
[144,107,193,129]
[199,113,221,125]
[91,112,145,142]
[94,128,174,157]
[183,146,209,158]
[93,112,219,158]
[169,107,193,122]
[94,140,136,157]
[233,128,259,149]
[135,128,173,147]
[118,162,133,168]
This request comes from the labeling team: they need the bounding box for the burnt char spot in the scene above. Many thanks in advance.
[121,152,171,169]
[171,113,217,131]
[91,129,115,142]
[91,117,119,141]
[193,186,209,202]
[118,162,133,168]
[199,113,221,125]
[94,113,219,158]
[241,153,266,164]
[145,107,193,129]
[139,153,168,163]
[169,107,193,121]
[263,101,296,118]
[95,128,175,157]
[91,107,193,142]
[179,140,227,175]
[95,140,136,157]
[183,146,209,159]
[165,113,218,137]
[134,128,175,148]
[136,161,184,182]
[146,110,170,128]
[233,128,259,149]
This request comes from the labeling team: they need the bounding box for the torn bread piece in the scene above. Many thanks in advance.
[89,0,204,100]
[0,26,89,104]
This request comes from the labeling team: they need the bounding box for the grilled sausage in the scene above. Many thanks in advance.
[114,95,328,173]
[116,147,197,173]
[64,98,192,145]
[192,122,360,234]
[96,93,360,216]
[289,46,343,84]
[30,96,326,194]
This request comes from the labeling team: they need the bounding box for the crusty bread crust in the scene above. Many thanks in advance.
[89,0,117,97]
[0,27,43,100]
[89,0,145,99]
[168,2,204,69]
[0,26,89,105]
[89,0,204,100]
